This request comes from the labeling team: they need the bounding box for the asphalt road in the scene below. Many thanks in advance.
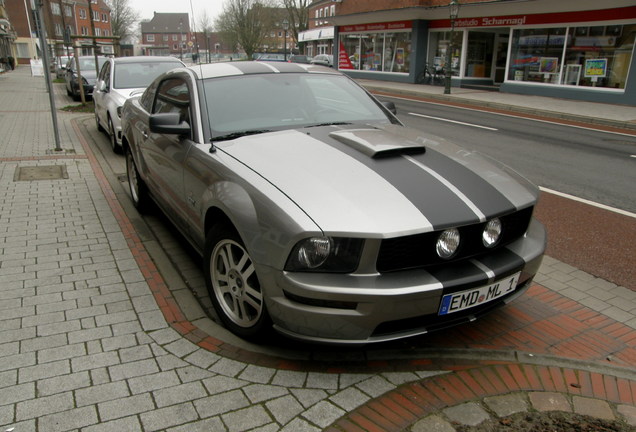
[380,95,636,214]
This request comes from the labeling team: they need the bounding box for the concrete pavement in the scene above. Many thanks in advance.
[1,65,635,431]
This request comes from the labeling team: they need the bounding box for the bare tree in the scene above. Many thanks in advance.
[280,0,309,52]
[215,0,274,60]
[105,0,140,42]
[196,10,214,62]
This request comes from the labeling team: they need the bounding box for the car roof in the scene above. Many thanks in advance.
[186,61,341,80]
[111,56,184,64]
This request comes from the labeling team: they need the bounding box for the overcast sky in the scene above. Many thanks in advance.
[134,0,225,29]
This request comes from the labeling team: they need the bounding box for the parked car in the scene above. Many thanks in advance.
[310,54,334,67]
[64,56,108,101]
[121,61,546,344]
[289,55,312,64]
[93,56,185,153]
[256,53,286,62]
[55,55,72,78]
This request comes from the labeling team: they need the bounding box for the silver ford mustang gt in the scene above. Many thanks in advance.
[121,61,546,344]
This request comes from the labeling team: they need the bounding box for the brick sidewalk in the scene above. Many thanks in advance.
[1,66,635,431]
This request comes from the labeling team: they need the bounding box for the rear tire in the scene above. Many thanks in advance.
[126,147,150,212]
[204,225,271,340]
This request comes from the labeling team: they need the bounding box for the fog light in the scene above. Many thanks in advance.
[483,218,502,248]
[436,228,460,259]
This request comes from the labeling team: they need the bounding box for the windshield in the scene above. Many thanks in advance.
[202,73,391,137]
[114,61,182,89]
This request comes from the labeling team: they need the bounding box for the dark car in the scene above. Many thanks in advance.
[289,55,312,64]
[121,61,545,344]
[65,56,108,101]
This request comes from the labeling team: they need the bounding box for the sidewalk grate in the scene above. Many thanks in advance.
[13,164,69,181]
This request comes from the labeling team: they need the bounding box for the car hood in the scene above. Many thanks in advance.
[219,124,539,237]
[114,87,145,99]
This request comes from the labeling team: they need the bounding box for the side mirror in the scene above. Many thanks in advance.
[382,101,397,115]
[149,112,191,136]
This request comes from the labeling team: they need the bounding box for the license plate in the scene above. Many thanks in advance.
[438,272,520,316]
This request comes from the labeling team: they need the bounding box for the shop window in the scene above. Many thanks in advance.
[428,31,463,77]
[508,27,567,83]
[340,32,411,73]
[562,24,635,89]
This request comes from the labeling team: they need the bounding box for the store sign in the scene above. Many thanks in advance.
[338,41,354,69]
[339,20,412,33]
[429,5,636,28]
[584,59,607,78]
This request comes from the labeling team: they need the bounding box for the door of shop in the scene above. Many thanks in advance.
[494,33,509,84]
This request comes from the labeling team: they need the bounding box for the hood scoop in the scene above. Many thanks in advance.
[329,128,426,158]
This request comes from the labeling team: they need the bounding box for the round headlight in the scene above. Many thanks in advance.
[436,228,460,259]
[483,218,502,248]
[295,237,332,269]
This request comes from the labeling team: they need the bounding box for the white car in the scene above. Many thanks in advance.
[94,56,184,152]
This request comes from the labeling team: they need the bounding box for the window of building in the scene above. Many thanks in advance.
[64,5,72,17]
[102,13,108,22]
[428,31,464,77]
[163,34,169,41]
[81,26,88,36]
[95,27,101,36]
[92,10,100,21]
[173,34,178,41]
[104,29,109,36]
[341,31,411,73]
[182,34,187,41]
[508,25,634,90]
[79,8,86,19]
[55,23,63,36]
[51,3,60,15]
[147,34,155,42]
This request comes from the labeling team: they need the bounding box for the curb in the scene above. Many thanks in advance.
[326,363,636,431]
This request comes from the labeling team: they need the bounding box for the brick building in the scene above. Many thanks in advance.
[140,12,191,57]
[300,0,636,106]
[4,0,112,64]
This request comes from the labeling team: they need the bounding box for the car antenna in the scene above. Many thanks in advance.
[188,0,216,153]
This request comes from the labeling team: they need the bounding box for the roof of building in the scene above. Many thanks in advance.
[140,12,190,34]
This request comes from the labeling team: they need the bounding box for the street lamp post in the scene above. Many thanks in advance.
[282,19,289,61]
[444,0,460,95]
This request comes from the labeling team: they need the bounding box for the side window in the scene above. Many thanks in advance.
[140,80,158,112]
[98,62,110,88]
[153,78,191,127]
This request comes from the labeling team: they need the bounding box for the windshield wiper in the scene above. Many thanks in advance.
[212,129,272,142]
[306,121,352,128]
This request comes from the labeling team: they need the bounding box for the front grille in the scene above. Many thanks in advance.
[376,206,534,273]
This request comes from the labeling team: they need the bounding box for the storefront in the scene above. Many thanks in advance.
[335,4,636,106]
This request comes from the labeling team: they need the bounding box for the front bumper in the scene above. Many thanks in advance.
[262,218,546,344]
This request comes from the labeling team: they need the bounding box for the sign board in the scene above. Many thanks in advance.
[584,58,607,78]
[30,59,44,76]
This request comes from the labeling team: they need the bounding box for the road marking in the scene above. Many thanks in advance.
[407,112,498,131]
[540,187,636,219]
[384,95,636,138]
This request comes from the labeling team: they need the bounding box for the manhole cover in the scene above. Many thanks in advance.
[14,165,69,181]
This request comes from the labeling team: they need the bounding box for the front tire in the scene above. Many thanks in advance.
[126,146,150,212]
[204,225,271,340]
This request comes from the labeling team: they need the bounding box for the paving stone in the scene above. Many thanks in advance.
[140,402,199,431]
[290,388,329,409]
[16,392,74,421]
[76,381,130,406]
[443,402,490,426]
[306,372,339,390]
[119,344,154,363]
[109,358,159,380]
[153,381,207,408]
[38,343,86,363]
[166,416,227,432]
[411,414,457,432]
[279,417,321,432]
[37,405,98,432]
[222,405,273,432]
[37,371,91,396]
[329,386,372,411]
[193,390,249,417]
[129,370,181,394]
[484,393,529,417]
[243,383,288,403]
[356,375,396,398]
[0,382,35,405]
[0,369,17,389]
[98,393,155,421]
[0,404,14,426]
[71,351,120,372]
[572,396,615,420]
[18,359,70,383]
[271,370,307,388]
[238,364,276,384]
[266,394,305,425]
[82,415,143,432]
[208,357,247,377]
[183,348,221,369]
[618,405,636,426]
[302,400,346,429]
[529,392,572,412]
[164,338,200,358]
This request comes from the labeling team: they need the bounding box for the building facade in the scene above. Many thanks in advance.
[140,12,191,57]
[4,0,111,64]
[304,0,636,106]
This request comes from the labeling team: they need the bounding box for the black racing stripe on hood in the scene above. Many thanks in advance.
[409,149,517,217]
[308,126,480,228]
